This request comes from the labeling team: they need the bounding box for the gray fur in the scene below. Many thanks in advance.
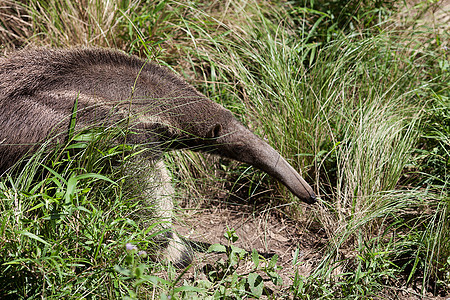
[0,48,316,266]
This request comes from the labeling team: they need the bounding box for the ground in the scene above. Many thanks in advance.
[174,199,449,299]
[174,200,325,283]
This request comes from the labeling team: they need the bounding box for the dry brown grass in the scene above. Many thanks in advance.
[1,0,139,50]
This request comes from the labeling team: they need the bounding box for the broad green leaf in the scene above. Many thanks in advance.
[248,273,263,298]
[207,243,226,253]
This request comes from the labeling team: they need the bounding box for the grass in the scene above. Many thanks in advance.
[1,0,449,298]
[0,126,154,297]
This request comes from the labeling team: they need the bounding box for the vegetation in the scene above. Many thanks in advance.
[0,0,448,298]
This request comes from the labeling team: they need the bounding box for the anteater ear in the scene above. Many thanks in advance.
[206,124,222,139]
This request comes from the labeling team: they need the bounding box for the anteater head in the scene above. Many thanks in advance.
[205,118,316,204]
[152,97,317,204]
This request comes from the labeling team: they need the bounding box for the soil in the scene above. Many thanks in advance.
[174,197,449,299]
[173,200,326,283]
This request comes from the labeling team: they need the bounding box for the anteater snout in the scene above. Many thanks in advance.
[305,191,317,204]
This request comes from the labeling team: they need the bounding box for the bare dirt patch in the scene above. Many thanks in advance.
[174,199,449,298]
[173,200,326,288]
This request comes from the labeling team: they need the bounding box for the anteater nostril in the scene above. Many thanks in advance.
[308,192,317,204]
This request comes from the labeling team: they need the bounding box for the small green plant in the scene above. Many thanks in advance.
[112,228,286,299]
[113,242,191,300]
[196,228,283,299]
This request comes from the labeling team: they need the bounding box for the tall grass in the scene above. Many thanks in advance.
[0,0,181,58]
[1,0,127,48]
[0,111,213,298]
[0,125,171,298]
[172,1,449,296]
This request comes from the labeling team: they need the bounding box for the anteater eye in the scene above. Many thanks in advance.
[213,124,221,137]
[207,124,222,138]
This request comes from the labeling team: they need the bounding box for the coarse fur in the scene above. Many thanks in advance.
[0,48,316,267]
[0,48,232,169]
